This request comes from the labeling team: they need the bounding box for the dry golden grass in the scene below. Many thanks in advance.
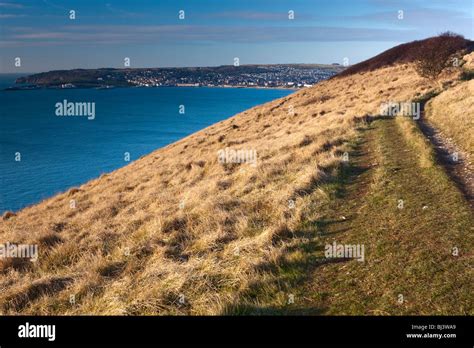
[424,78,474,157]
[0,57,468,314]
[463,51,474,70]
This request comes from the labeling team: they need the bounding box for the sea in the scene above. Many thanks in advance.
[0,74,292,213]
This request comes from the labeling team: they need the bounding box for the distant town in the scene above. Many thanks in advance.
[10,64,345,90]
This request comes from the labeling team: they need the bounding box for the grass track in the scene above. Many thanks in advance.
[225,117,473,315]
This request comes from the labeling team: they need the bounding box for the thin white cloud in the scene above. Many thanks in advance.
[0,14,26,18]
[349,8,471,22]
[1,24,418,47]
[0,2,25,8]
[209,11,289,20]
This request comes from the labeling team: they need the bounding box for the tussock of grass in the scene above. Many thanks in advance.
[0,257,33,274]
[2,277,74,313]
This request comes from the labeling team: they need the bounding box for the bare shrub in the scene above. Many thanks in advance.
[415,32,467,80]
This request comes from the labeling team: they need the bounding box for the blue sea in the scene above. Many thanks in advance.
[0,74,292,213]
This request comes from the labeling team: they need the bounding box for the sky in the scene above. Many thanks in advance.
[0,0,472,73]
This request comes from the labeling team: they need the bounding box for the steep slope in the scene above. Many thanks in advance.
[0,37,472,315]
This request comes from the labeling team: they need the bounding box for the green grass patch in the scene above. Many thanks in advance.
[224,118,473,315]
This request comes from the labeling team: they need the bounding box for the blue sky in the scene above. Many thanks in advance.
[0,0,472,72]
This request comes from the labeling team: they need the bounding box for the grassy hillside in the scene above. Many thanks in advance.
[0,37,472,315]
[425,78,474,156]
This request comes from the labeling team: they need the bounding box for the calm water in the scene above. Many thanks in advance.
[0,74,292,213]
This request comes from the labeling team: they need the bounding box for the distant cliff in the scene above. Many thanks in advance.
[15,68,132,88]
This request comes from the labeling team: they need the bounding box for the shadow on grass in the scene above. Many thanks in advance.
[222,251,348,315]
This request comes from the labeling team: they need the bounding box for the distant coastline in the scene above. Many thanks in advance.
[4,84,299,91]
[6,64,344,91]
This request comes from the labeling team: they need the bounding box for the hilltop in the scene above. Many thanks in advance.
[338,32,473,77]
[0,35,473,315]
